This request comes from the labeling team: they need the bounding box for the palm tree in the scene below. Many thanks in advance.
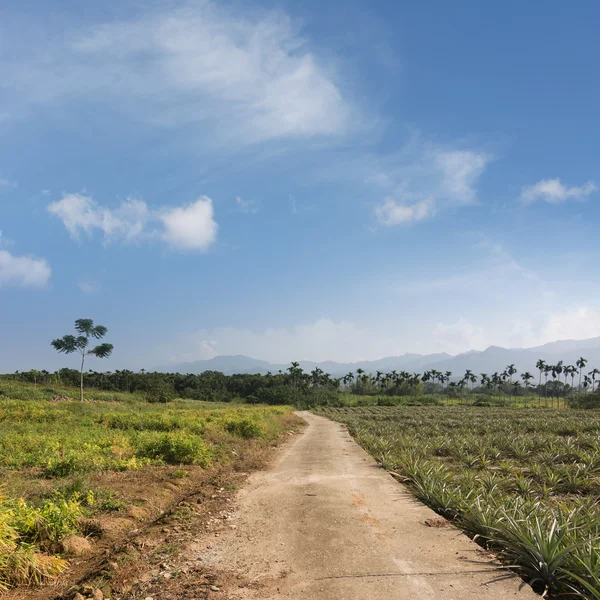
[444,371,452,388]
[536,359,546,391]
[551,362,564,408]
[576,357,588,392]
[567,365,578,398]
[521,372,534,388]
[355,368,364,392]
[463,369,473,388]
[505,364,517,385]
[589,368,600,392]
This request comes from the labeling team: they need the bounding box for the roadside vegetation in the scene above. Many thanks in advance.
[8,356,600,409]
[318,406,600,598]
[3,317,600,595]
[0,380,296,592]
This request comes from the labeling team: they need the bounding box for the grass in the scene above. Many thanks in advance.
[316,405,600,598]
[0,380,296,592]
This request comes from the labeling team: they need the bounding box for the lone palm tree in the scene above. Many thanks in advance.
[51,318,113,401]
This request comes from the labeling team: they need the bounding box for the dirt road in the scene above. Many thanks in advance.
[198,412,537,599]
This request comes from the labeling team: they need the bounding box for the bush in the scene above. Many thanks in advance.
[224,417,265,439]
[144,377,176,404]
[134,431,213,466]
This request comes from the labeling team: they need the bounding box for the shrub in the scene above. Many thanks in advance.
[144,376,176,404]
[8,496,84,549]
[224,417,265,439]
[134,432,213,466]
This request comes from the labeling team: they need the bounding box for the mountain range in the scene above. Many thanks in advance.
[158,337,600,378]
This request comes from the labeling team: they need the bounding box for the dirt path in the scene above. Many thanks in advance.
[196,412,537,599]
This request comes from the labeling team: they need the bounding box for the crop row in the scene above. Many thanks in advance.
[317,406,600,598]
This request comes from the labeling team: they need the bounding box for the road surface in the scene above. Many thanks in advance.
[199,411,537,599]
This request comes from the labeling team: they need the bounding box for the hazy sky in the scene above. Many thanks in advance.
[2,0,600,371]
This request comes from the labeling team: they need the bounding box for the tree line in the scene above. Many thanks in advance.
[6,357,600,407]
[3,317,600,407]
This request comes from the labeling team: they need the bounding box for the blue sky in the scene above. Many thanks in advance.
[1,0,600,371]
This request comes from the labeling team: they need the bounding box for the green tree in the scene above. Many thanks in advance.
[51,318,113,401]
[536,359,546,391]
[521,372,534,389]
[576,357,587,392]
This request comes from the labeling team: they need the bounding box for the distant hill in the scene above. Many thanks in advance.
[157,337,600,377]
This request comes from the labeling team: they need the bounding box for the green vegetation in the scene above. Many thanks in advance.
[8,356,600,408]
[51,318,114,401]
[0,380,294,591]
[318,405,600,597]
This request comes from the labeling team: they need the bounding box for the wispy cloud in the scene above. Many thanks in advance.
[48,193,149,243]
[48,193,218,252]
[520,178,597,204]
[0,250,51,288]
[3,2,352,146]
[375,197,434,225]
[435,150,488,204]
[433,318,485,353]
[0,175,17,189]
[373,145,491,226]
[236,196,259,214]
[169,318,409,364]
[77,280,100,294]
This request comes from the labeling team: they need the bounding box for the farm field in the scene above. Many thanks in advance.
[0,381,299,596]
[317,405,600,599]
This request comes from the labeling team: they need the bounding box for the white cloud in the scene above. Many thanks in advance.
[5,2,351,145]
[435,150,488,204]
[48,193,218,252]
[521,178,597,204]
[77,280,100,294]
[47,193,149,242]
[236,196,259,214]
[375,197,434,225]
[0,250,51,288]
[373,145,491,226]
[160,197,218,251]
[432,318,486,354]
